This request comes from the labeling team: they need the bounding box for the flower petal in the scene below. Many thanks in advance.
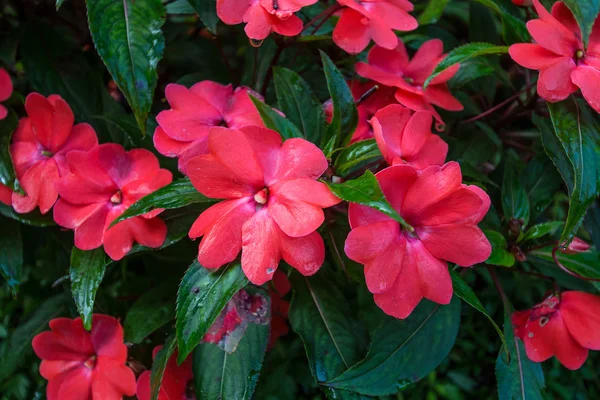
[280,230,325,277]
[273,138,329,182]
[268,193,325,237]
[561,291,600,350]
[25,93,74,153]
[270,178,340,208]
[241,208,281,285]
[571,65,600,113]
[509,43,563,70]
[417,224,491,266]
[187,154,256,199]
[0,68,12,102]
[537,57,578,102]
[332,8,372,54]
[90,314,128,361]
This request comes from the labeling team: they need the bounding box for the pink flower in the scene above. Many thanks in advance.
[0,183,12,206]
[32,314,136,400]
[217,0,314,40]
[53,143,173,261]
[509,0,600,111]
[10,93,98,214]
[136,347,193,400]
[513,291,600,370]
[0,68,12,120]
[324,81,398,143]
[154,82,265,174]
[187,126,340,285]
[371,104,447,168]
[356,39,463,122]
[333,0,418,54]
[562,237,591,254]
[344,162,491,319]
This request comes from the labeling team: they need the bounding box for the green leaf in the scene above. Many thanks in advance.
[110,178,214,227]
[0,109,18,189]
[333,139,382,179]
[536,113,573,191]
[70,248,112,330]
[320,51,358,156]
[192,322,269,399]
[484,230,515,267]
[450,272,508,358]
[188,0,219,33]
[424,43,509,88]
[273,67,325,144]
[150,335,177,400]
[518,221,564,244]
[521,156,563,219]
[0,217,22,293]
[471,0,529,44]
[124,277,178,344]
[418,0,450,25]
[547,98,600,246]
[56,0,67,9]
[562,0,600,46]
[502,150,530,227]
[86,0,165,133]
[249,95,304,140]
[288,270,368,399]
[585,200,600,250]
[0,294,69,381]
[326,171,414,232]
[176,261,248,363]
[529,246,600,284]
[0,203,56,227]
[166,0,196,14]
[326,298,461,396]
[496,302,545,400]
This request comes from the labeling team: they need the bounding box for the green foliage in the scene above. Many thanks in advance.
[0,217,22,293]
[0,110,17,189]
[249,95,304,139]
[333,139,382,179]
[485,230,516,267]
[502,150,530,228]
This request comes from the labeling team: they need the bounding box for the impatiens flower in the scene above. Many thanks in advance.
[32,314,136,400]
[509,0,600,111]
[333,0,418,54]
[512,291,600,370]
[356,39,463,122]
[217,0,314,40]
[562,237,591,254]
[344,162,491,319]
[53,143,173,261]
[324,81,397,143]
[10,93,98,214]
[371,104,447,168]
[269,270,291,348]
[155,82,265,174]
[0,183,12,206]
[136,347,193,400]
[187,125,340,285]
[0,68,12,120]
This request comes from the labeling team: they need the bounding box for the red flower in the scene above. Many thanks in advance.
[509,0,600,111]
[0,183,12,206]
[0,68,12,120]
[356,39,463,122]
[344,163,491,319]
[154,82,265,174]
[187,126,340,285]
[136,347,193,400]
[10,93,98,214]
[53,143,173,261]
[333,0,418,54]
[562,237,591,254]
[32,314,136,400]
[217,0,314,40]
[371,104,447,169]
[324,81,398,143]
[512,0,533,5]
[512,291,600,370]
[269,270,291,348]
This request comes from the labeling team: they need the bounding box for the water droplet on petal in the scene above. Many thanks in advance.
[249,38,264,48]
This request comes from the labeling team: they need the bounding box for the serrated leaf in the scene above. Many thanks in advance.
[249,95,304,140]
[484,230,515,267]
[518,221,564,244]
[424,43,509,88]
[176,261,248,363]
[70,248,112,330]
[333,139,382,179]
[86,0,165,133]
[150,335,177,400]
[273,67,325,144]
[192,322,268,400]
[547,98,600,246]
[110,178,214,227]
[326,298,461,396]
[0,216,22,293]
[188,0,219,32]
[0,109,18,189]
[502,150,530,227]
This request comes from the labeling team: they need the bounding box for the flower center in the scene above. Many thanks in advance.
[83,355,97,369]
[253,188,268,205]
[110,190,122,204]
[530,294,560,319]
[404,76,414,85]
[575,49,585,60]
[41,149,53,157]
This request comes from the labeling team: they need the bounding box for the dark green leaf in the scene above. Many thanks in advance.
[333,139,382,178]
[192,322,269,399]
[502,150,530,227]
[56,0,67,10]
[0,109,18,188]
[521,156,563,219]
[150,335,177,400]
[249,95,304,140]
[70,248,112,330]
[471,0,530,44]
[188,0,219,32]
[0,217,22,293]
[86,0,165,132]
[0,203,56,227]
[547,98,600,246]
[326,298,461,396]
[418,0,450,24]
[496,302,545,400]
[320,51,358,156]
[326,171,414,231]
[484,230,515,267]
[110,179,214,227]
[529,246,600,286]
[562,0,600,45]
[176,261,248,363]
[424,43,509,88]
[273,67,325,144]
[585,200,600,250]
[165,0,196,13]
[288,270,368,399]
[518,222,564,244]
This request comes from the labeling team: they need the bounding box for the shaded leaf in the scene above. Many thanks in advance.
[502,150,530,227]
[529,246,600,286]
[521,156,563,219]
[471,0,530,44]
[0,203,56,227]
[188,0,219,32]
[518,221,564,244]
[0,216,22,293]
[249,95,304,140]
[0,109,18,189]
[418,0,450,24]
[584,200,600,250]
